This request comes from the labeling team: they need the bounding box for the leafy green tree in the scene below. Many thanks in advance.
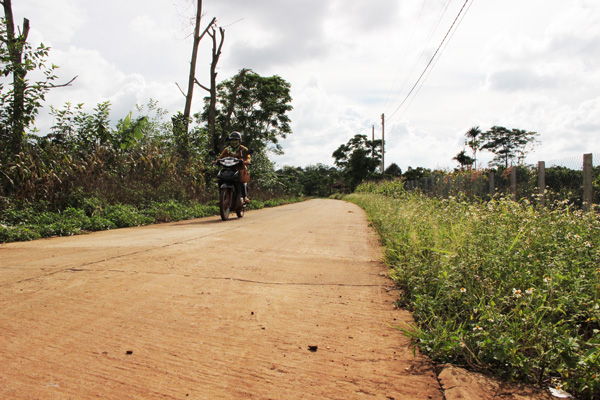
[246,150,281,194]
[453,150,475,170]
[480,126,538,168]
[300,164,341,197]
[0,3,75,157]
[277,164,342,197]
[48,101,111,153]
[200,69,293,154]
[384,163,402,178]
[332,134,382,191]
[48,101,151,153]
[402,166,431,181]
[277,165,303,196]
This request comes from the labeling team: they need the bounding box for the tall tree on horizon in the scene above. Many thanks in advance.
[332,134,382,191]
[480,126,539,168]
[200,70,293,154]
[453,149,475,170]
[465,126,482,169]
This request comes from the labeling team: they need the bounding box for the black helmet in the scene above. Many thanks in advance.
[228,131,242,141]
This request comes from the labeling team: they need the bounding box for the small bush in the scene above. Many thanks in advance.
[191,203,219,218]
[0,197,303,243]
[102,204,153,228]
[85,215,116,231]
[0,225,41,242]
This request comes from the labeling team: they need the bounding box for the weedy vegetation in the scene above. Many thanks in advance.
[0,196,303,243]
[347,180,600,399]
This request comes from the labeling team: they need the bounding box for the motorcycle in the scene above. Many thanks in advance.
[210,152,252,221]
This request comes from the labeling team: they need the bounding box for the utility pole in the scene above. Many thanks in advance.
[371,125,375,159]
[381,113,385,175]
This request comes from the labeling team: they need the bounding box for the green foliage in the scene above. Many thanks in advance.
[384,162,402,178]
[142,200,219,222]
[465,126,482,168]
[101,204,152,228]
[400,164,598,208]
[201,69,293,155]
[300,164,341,197]
[1,99,208,208]
[332,134,382,191]
[48,101,112,151]
[356,179,405,198]
[0,16,65,156]
[347,185,600,399]
[453,150,475,169]
[276,165,304,196]
[116,111,148,150]
[0,224,41,242]
[480,126,539,168]
[245,196,304,210]
[171,112,192,159]
[402,166,432,181]
[0,196,304,243]
[276,164,341,197]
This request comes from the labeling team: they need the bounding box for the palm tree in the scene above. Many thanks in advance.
[465,126,482,169]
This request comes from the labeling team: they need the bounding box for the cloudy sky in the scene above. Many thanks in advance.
[12,0,600,171]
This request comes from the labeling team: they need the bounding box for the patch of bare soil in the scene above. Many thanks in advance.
[0,199,553,399]
[438,364,553,400]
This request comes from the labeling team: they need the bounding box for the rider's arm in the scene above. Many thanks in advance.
[219,149,229,159]
[242,147,251,165]
[212,149,229,165]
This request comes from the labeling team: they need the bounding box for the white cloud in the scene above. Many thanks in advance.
[38,46,183,134]
[13,0,85,44]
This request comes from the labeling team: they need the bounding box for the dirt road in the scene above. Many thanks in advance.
[0,199,443,399]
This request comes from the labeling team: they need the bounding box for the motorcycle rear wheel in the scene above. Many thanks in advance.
[219,189,232,221]
[236,206,245,218]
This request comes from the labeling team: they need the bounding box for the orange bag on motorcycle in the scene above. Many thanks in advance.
[239,169,250,183]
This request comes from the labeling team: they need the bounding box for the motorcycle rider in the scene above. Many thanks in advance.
[214,131,251,203]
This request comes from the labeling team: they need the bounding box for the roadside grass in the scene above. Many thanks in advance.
[346,181,600,399]
[0,197,304,243]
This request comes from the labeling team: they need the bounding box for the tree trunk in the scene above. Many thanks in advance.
[182,0,202,131]
[2,0,29,155]
[208,27,225,153]
[182,0,215,135]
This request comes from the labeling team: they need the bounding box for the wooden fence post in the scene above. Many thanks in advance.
[443,175,448,197]
[511,167,517,201]
[538,161,546,207]
[583,153,593,212]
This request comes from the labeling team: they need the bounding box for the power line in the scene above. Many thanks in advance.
[382,0,429,111]
[403,0,475,115]
[387,0,473,122]
[384,0,454,113]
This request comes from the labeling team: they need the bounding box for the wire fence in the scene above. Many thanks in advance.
[405,153,600,210]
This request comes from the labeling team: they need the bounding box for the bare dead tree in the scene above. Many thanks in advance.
[182,0,216,134]
[197,26,224,153]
